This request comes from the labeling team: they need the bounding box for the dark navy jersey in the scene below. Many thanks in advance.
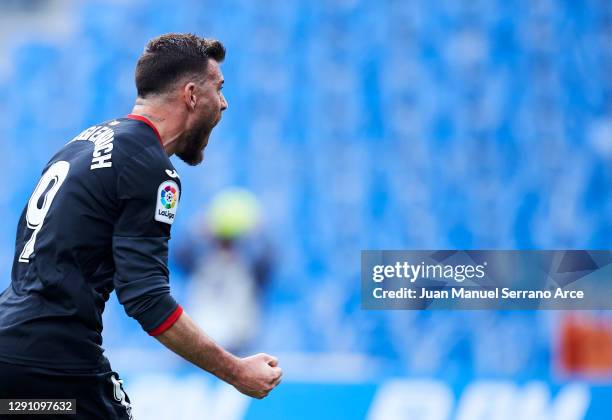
[0,115,183,370]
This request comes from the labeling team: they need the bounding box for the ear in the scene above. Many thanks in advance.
[183,82,197,111]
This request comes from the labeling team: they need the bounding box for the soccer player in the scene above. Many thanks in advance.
[0,33,282,419]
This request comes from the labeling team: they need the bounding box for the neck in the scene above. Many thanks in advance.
[131,98,185,156]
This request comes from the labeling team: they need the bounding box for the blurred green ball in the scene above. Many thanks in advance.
[206,188,261,239]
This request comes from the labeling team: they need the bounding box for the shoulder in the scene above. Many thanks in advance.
[111,118,166,165]
[76,117,180,204]
[113,127,180,206]
[117,148,180,198]
[115,142,182,226]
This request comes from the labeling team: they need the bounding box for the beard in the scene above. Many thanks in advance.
[176,121,213,166]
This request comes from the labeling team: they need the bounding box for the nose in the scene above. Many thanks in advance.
[220,92,228,111]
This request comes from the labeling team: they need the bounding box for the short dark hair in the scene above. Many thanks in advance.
[135,33,225,97]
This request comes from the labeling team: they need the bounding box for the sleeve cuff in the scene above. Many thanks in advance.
[148,305,183,336]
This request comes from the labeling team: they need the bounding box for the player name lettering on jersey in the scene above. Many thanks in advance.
[71,125,116,170]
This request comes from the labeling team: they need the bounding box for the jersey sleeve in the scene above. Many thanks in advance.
[112,145,182,336]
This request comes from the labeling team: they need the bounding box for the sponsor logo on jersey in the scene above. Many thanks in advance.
[165,169,179,178]
[155,180,179,224]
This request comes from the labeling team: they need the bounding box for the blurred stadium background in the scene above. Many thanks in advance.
[2,0,612,419]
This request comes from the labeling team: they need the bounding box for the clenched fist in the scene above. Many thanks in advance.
[231,353,283,399]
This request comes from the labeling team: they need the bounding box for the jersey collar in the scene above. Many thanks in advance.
[126,114,163,146]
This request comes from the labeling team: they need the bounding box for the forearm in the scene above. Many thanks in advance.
[154,310,240,384]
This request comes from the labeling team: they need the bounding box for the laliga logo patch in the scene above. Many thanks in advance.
[161,185,177,209]
[155,180,179,224]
